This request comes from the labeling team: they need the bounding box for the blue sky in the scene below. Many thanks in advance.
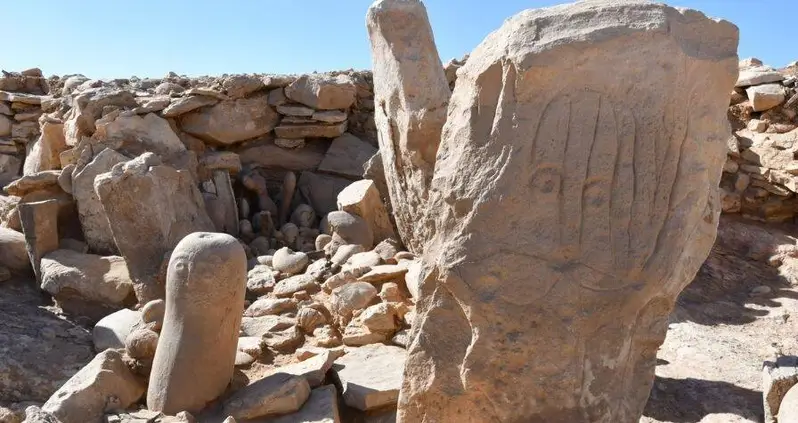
[3,1,792,79]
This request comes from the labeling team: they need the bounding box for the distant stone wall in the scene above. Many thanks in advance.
[722,58,798,223]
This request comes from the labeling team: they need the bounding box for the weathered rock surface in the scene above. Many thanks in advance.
[93,113,186,158]
[147,233,247,414]
[381,1,739,422]
[317,133,377,179]
[42,349,145,423]
[180,93,280,145]
[0,227,29,272]
[763,355,798,423]
[337,179,396,244]
[18,199,60,283]
[236,139,327,171]
[367,0,451,254]
[285,74,356,110]
[332,344,405,411]
[268,350,338,388]
[93,308,142,352]
[40,249,135,320]
[297,172,352,217]
[94,153,215,303]
[223,373,311,420]
[0,278,93,403]
[72,148,129,254]
[266,385,341,423]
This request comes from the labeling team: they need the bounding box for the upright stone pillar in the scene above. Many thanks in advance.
[18,199,60,284]
[147,232,247,414]
[367,1,741,422]
[366,0,450,254]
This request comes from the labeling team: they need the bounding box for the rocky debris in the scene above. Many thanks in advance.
[23,121,67,175]
[367,0,450,255]
[268,349,338,388]
[240,315,295,338]
[332,344,405,411]
[94,153,215,303]
[93,308,141,352]
[147,233,246,415]
[763,356,798,423]
[161,95,216,117]
[330,282,378,325]
[326,211,374,249]
[371,0,738,421]
[40,249,135,320]
[222,373,310,420]
[93,113,186,158]
[246,264,278,296]
[21,406,62,423]
[274,274,319,298]
[41,349,145,423]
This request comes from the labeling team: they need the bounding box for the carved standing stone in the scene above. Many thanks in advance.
[376,1,739,422]
[366,0,450,254]
[147,232,247,414]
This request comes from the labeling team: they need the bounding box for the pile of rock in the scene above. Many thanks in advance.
[722,58,798,222]
[0,68,51,187]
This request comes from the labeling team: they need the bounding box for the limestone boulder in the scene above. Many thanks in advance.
[0,227,29,272]
[273,247,309,275]
[267,385,341,423]
[747,84,785,112]
[331,344,405,411]
[241,315,296,338]
[330,282,378,324]
[274,274,319,298]
[4,170,60,197]
[161,95,217,117]
[382,1,739,422]
[285,74,357,110]
[244,297,296,317]
[337,179,396,243]
[179,93,280,145]
[317,133,378,179]
[72,148,129,255]
[94,153,214,303]
[93,308,142,352]
[223,373,310,420]
[222,75,266,98]
[367,0,451,254]
[0,154,21,187]
[247,264,278,296]
[23,121,67,175]
[274,122,348,139]
[42,349,145,423]
[736,65,784,87]
[93,113,186,159]
[40,249,136,320]
[326,211,373,248]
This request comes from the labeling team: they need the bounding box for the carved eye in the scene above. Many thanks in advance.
[529,166,561,196]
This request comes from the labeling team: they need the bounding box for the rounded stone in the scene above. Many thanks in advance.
[272,247,309,275]
[141,299,166,331]
[326,211,374,248]
[290,204,316,228]
[125,328,159,360]
[315,234,332,251]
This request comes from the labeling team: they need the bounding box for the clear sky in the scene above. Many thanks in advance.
[3,0,793,79]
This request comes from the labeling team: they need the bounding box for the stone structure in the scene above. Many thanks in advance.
[147,232,247,414]
[366,0,450,254]
[367,1,740,422]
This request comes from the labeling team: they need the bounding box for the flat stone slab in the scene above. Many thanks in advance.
[331,344,405,411]
[267,350,339,388]
[266,385,341,423]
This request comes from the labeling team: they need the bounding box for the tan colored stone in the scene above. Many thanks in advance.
[179,93,280,145]
[94,153,215,303]
[4,170,60,197]
[747,84,785,112]
[285,74,356,110]
[332,344,405,411]
[223,373,310,420]
[93,113,186,158]
[317,133,377,179]
[380,1,739,422]
[274,122,347,139]
[40,250,135,320]
[267,384,341,423]
[0,227,29,272]
[42,349,145,423]
[337,179,396,243]
[161,95,217,117]
[147,232,247,414]
[236,139,327,171]
[23,121,67,175]
[367,0,451,254]
[18,199,60,284]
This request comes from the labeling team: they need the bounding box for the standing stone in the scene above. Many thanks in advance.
[337,179,397,244]
[72,148,129,255]
[0,227,30,273]
[94,153,215,303]
[366,0,450,254]
[18,200,60,284]
[147,232,247,414]
[380,1,739,422]
[204,170,239,237]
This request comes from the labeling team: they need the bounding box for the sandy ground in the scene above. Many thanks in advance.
[642,216,798,423]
